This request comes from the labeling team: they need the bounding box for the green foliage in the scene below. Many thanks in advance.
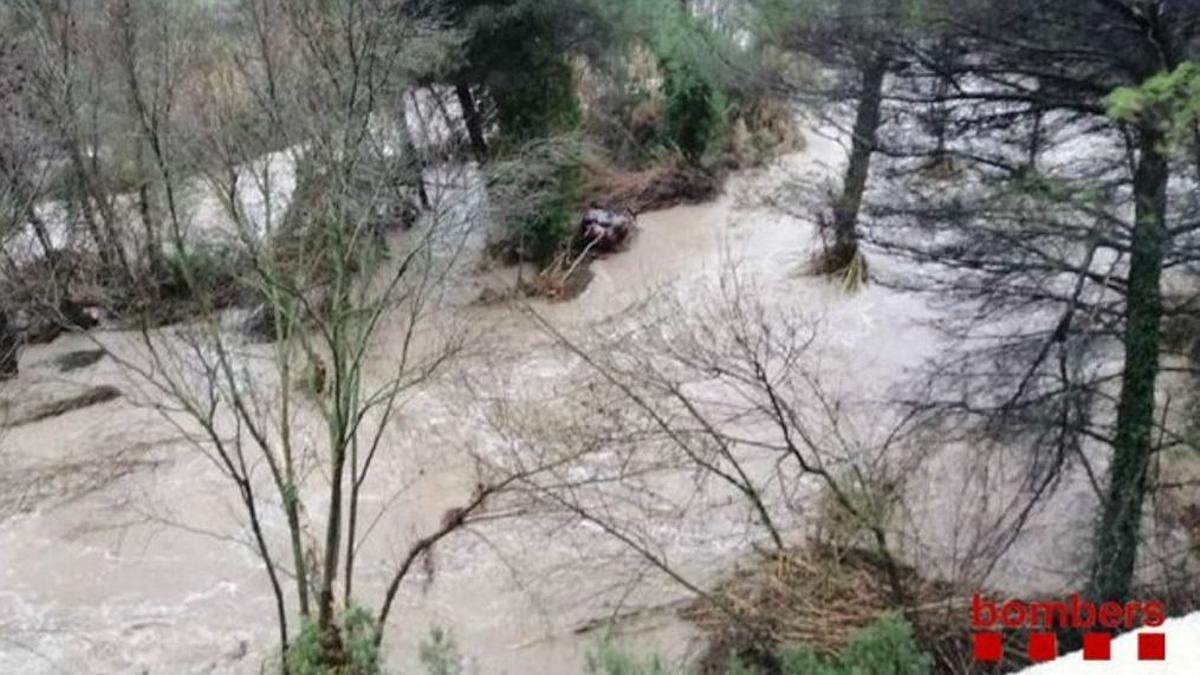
[779,613,932,675]
[342,606,384,674]
[577,65,665,167]
[1107,62,1200,150]
[576,0,729,165]
[158,243,249,302]
[586,615,930,675]
[284,606,382,675]
[488,136,583,265]
[454,2,587,263]
[585,645,676,675]
[488,22,582,146]
[283,622,326,675]
[652,5,728,165]
[419,626,468,675]
[454,1,587,146]
[662,59,727,165]
[514,156,583,265]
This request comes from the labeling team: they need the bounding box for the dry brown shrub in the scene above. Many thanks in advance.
[681,545,1031,675]
[730,98,806,169]
[582,157,719,215]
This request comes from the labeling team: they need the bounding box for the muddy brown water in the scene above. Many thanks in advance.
[0,127,1173,675]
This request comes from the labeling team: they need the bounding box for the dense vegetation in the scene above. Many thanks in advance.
[587,615,930,675]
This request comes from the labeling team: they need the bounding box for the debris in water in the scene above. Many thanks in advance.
[2,385,122,427]
[53,349,106,373]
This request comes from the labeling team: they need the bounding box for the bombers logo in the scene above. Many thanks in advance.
[970,593,1167,663]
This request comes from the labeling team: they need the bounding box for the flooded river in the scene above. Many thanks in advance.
[0,126,1149,674]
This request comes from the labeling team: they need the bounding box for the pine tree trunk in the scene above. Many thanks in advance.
[829,51,888,269]
[1088,126,1169,604]
[0,308,18,380]
[454,82,488,161]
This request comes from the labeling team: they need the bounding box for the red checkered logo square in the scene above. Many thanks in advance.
[1082,632,1111,661]
[973,633,1003,662]
[1138,633,1166,661]
[1027,633,1057,662]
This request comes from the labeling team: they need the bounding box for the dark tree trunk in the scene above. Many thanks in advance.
[137,182,165,279]
[284,488,309,619]
[829,51,888,269]
[454,82,488,161]
[316,364,350,666]
[317,463,345,653]
[0,308,19,380]
[1027,110,1044,170]
[400,94,430,209]
[1088,126,1169,604]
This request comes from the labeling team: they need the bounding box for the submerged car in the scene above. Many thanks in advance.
[579,206,633,252]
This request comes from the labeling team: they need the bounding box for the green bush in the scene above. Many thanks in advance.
[645,1,728,167]
[585,645,677,675]
[158,242,250,304]
[780,613,932,675]
[661,59,726,166]
[461,4,585,266]
[489,138,583,266]
[465,3,583,148]
[419,626,469,675]
[585,614,930,675]
[492,42,582,146]
[284,606,382,675]
[513,158,582,265]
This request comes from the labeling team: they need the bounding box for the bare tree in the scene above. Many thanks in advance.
[17,0,133,279]
[482,273,934,658]
[1,9,49,377]
[6,0,544,671]
[105,0,201,277]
